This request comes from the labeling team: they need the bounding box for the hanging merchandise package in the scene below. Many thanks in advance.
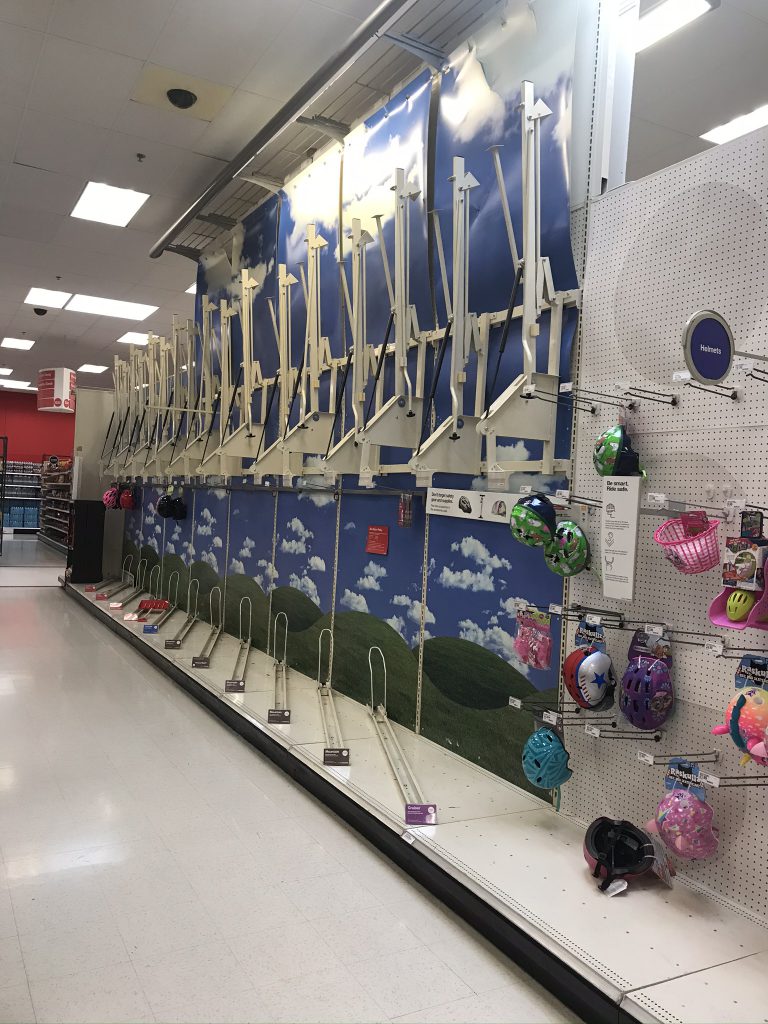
[514,610,552,670]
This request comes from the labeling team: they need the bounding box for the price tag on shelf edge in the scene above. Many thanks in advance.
[559,382,573,394]
[646,493,667,509]
[673,369,692,383]
[701,772,720,788]
[548,603,563,615]
[542,710,561,726]
[705,637,725,657]
[508,696,522,709]
[584,724,601,738]
[638,750,655,765]
[585,613,602,625]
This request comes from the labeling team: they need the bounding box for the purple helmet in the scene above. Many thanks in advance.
[619,657,674,729]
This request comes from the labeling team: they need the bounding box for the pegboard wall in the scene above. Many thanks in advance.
[561,127,768,923]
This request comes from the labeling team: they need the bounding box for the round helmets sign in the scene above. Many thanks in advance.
[683,310,734,384]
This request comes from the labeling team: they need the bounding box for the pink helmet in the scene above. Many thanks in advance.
[102,485,119,510]
[711,688,768,766]
[655,790,718,860]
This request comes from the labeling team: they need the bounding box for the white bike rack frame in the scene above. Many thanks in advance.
[165,577,200,649]
[152,570,180,630]
[269,611,291,723]
[112,558,147,609]
[316,628,348,764]
[193,586,223,667]
[225,597,253,691]
[97,555,134,601]
[368,646,425,811]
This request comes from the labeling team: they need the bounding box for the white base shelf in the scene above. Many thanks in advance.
[67,582,768,1024]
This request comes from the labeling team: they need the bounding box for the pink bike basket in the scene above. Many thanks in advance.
[653,517,719,574]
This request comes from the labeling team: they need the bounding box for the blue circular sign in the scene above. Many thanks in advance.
[683,311,734,384]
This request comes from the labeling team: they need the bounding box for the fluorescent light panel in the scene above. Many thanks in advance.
[71,181,149,227]
[1,338,34,350]
[636,0,712,52]
[185,284,196,294]
[116,331,149,346]
[0,368,12,376]
[65,294,157,320]
[0,380,32,389]
[701,103,768,145]
[78,364,108,373]
[24,287,71,308]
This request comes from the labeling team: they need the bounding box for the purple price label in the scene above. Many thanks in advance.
[405,803,437,826]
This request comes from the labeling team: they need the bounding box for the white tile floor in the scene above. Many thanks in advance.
[0,586,578,1024]
[0,536,65,586]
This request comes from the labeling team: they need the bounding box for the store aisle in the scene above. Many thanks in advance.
[0,537,65,587]
[0,587,577,1024]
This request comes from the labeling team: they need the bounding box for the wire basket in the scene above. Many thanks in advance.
[653,517,720,574]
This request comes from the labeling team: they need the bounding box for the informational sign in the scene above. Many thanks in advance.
[405,803,437,825]
[365,525,389,555]
[600,477,641,600]
[682,311,734,384]
[426,487,514,523]
[37,367,76,413]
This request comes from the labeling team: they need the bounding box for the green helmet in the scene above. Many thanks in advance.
[509,493,557,547]
[593,425,642,477]
[544,521,589,577]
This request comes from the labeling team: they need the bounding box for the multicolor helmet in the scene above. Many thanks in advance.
[655,790,719,860]
[509,494,557,547]
[583,818,655,890]
[619,657,674,729]
[544,521,589,577]
[102,485,119,510]
[563,648,615,709]
[521,728,572,789]
[712,687,768,766]
[593,425,643,477]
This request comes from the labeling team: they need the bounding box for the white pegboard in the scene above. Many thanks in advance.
[562,127,768,922]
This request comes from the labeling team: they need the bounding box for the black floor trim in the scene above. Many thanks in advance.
[66,583,638,1024]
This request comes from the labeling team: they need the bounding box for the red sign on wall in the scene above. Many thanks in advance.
[365,525,389,556]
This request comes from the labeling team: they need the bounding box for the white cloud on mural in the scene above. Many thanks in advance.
[392,594,434,625]
[386,615,406,638]
[280,537,306,555]
[458,617,529,675]
[200,550,218,572]
[239,537,256,559]
[229,558,246,574]
[356,560,387,591]
[439,565,495,592]
[289,517,313,541]
[308,555,326,572]
[451,536,511,571]
[289,572,320,606]
[154,525,161,535]
[212,536,222,548]
[165,542,175,555]
[282,146,343,262]
[340,589,368,613]
[196,524,212,536]
[441,47,505,144]
[344,522,356,531]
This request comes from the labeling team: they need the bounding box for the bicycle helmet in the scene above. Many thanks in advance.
[655,790,719,860]
[575,649,615,709]
[726,589,756,622]
[118,485,135,510]
[544,521,589,577]
[102,485,119,510]
[509,493,557,547]
[157,494,173,518]
[583,817,655,890]
[593,425,643,477]
[712,688,768,766]
[619,657,674,729]
[521,728,572,789]
[562,648,588,706]
[170,495,187,520]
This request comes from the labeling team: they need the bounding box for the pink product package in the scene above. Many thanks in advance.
[514,612,552,670]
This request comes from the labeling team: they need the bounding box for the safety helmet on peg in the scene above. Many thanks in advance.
[102,485,119,510]
[543,521,589,577]
[593,425,643,477]
[619,657,674,729]
[711,688,768,766]
[521,728,572,789]
[509,493,557,547]
[576,649,615,709]
[583,817,655,890]
[655,790,718,860]
[118,486,135,510]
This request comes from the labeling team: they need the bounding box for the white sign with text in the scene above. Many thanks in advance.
[600,477,641,600]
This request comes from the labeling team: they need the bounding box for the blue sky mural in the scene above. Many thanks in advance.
[227,488,276,586]
[273,489,337,613]
[162,486,194,567]
[140,485,165,560]
[191,487,229,578]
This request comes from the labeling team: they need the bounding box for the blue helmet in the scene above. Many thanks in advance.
[522,728,572,789]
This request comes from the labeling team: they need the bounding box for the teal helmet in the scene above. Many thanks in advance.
[544,520,589,577]
[509,493,557,547]
[593,425,643,477]
[522,728,572,789]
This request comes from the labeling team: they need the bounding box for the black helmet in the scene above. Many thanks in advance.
[583,817,655,891]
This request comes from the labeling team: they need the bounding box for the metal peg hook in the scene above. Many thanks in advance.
[369,646,387,710]
[685,381,737,400]
[317,628,334,687]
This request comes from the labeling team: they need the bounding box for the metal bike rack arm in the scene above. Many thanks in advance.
[167,577,200,648]
[368,646,425,807]
[317,628,345,754]
[194,586,223,666]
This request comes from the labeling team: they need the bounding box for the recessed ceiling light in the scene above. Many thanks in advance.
[185,284,196,294]
[0,368,12,376]
[1,337,34,350]
[70,181,150,227]
[701,103,768,145]
[65,295,158,320]
[78,364,108,373]
[636,0,715,52]
[24,287,71,309]
[0,379,32,389]
[116,331,149,346]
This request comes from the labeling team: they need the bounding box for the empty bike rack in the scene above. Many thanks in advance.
[193,586,223,668]
[268,611,290,723]
[125,563,161,619]
[146,570,180,633]
[316,628,348,765]
[225,597,252,692]
[165,577,200,650]
[114,558,147,610]
[369,646,434,822]
[96,555,134,601]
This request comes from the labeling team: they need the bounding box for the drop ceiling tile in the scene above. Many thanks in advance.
[240,3,360,100]
[0,23,45,108]
[138,252,198,292]
[122,283,191,310]
[127,193,187,234]
[0,262,38,300]
[149,0,299,89]
[312,0,379,16]
[0,104,23,166]
[0,298,22,323]
[3,163,84,215]
[52,216,155,260]
[113,100,210,150]
[47,0,175,59]
[194,89,281,160]
[0,202,64,243]
[0,0,53,30]
[15,109,108,177]
[29,35,143,129]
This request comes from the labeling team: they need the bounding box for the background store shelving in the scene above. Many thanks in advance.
[39,456,72,555]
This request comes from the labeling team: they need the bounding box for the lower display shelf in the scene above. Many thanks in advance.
[64,580,768,1024]
[38,532,67,554]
